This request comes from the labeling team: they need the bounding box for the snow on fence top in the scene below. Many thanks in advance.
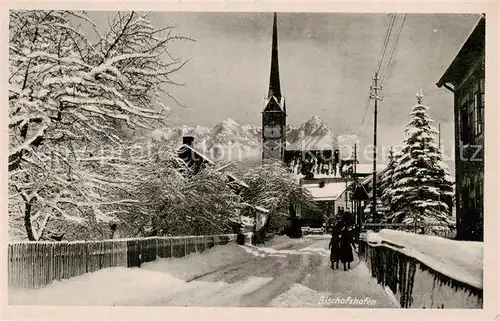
[365,229,483,290]
[7,234,248,245]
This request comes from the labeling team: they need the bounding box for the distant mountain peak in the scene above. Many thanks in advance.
[150,115,359,159]
[220,118,240,127]
[298,115,330,137]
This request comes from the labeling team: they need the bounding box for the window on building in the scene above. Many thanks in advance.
[473,76,484,137]
[474,92,482,135]
[460,107,471,144]
[468,102,475,140]
[476,78,485,136]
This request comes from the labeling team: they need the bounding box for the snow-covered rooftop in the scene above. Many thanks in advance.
[355,163,387,175]
[241,202,270,213]
[254,206,270,213]
[302,182,347,201]
[179,144,215,165]
[227,173,249,189]
[263,96,285,111]
[361,168,387,185]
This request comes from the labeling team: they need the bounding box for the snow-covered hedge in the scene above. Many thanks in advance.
[360,229,482,308]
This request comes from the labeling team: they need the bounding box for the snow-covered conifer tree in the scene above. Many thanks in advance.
[388,91,454,230]
[380,147,397,215]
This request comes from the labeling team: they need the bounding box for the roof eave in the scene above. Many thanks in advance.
[436,16,485,90]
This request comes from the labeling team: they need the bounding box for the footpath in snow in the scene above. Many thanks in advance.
[9,235,398,308]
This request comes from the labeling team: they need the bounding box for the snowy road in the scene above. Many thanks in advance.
[9,235,398,308]
[178,235,398,308]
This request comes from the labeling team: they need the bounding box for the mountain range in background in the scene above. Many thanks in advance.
[149,115,454,176]
[150,115,360,159]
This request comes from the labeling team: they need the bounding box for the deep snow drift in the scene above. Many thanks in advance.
[365,229,483,290]
[9,235,397,308]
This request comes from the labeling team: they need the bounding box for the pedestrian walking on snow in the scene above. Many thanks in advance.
[339,224,356,271]
[328,224,341,269]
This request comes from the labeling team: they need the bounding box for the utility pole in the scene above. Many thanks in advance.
[369,72,383,222]
[353,143,358,225]
[345,177,348,209]
[353,143,357,175]
[438,122,441,150]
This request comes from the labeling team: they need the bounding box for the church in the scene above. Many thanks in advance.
[261,13,340,176]
[261,13,350,231]
[261,13,287,161]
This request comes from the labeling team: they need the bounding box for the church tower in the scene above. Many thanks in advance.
[262,12,287,161]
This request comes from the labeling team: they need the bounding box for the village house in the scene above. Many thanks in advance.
[177,135,249,193]
[436,15,485,241]
[176,135,269,240]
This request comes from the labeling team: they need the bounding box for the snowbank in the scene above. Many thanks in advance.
[142,243,254,281]
[9,267,185,305]
[9,266,273,306]
[9,234,399,307]
[365,229,482,290]
[9,243,270,306]
[365,230,383,245]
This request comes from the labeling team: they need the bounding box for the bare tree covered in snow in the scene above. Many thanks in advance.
[241,160,316,233]
[127,147,242,237]
[8,10,192,240]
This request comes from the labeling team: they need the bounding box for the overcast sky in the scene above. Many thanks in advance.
[89,12,481,163]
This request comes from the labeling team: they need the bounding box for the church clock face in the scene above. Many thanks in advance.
[264,125,281,138]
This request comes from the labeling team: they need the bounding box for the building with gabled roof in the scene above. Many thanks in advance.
[177,136,249,193]
[436,15,485,241]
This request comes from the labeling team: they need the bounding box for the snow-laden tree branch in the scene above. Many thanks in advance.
[9,10,193,240]
[125,145,243,237]
[241,160,316,233]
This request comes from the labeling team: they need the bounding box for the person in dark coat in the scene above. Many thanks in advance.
[328,224,341,269]
[339,224,356,271]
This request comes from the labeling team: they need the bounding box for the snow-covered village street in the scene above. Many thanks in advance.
[9,235,397,307]
[6,8,490,316]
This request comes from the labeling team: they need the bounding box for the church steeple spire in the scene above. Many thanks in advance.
[268,12,282,100]
[262,12,286,162]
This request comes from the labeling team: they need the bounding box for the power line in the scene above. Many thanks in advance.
[376,13,396,74]
[361,13,396,128]
[383,92,449,99]
[360,97,372,127]
[384,14,407,74]
[378,14,407,89]
[383,89,449,96]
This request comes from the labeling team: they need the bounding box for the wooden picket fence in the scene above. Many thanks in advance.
[8,233,245,289]
[358,233,482,308]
